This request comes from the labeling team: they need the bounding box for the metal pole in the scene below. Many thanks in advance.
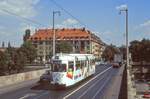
[52,11,60,56]
[119,8,129,68]
[126,9,129,69]
[53,11,55,56]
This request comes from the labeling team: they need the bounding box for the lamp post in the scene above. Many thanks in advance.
[119,8,129,69]
[119,7,137,99]
[52,11,61,56]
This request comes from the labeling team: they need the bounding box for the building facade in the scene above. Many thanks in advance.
[26,28,105,62]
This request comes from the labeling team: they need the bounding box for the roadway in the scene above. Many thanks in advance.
[0,64,124,99]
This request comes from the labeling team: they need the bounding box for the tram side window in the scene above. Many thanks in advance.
[61,64,66,72]
[76,61,81,70]
[89,60,94,67]
[91,59,95,65]
[81,61,84,69]
[68,61,74,72]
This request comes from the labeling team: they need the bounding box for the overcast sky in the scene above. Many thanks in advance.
[0,0,150,47]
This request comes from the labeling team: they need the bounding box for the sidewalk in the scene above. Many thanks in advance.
[103,65,125,99]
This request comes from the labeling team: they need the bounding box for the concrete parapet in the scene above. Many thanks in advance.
[127,67,138,99]
[0,69,48,87]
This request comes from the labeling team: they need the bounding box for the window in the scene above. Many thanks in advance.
[51,63,66,72]
[81,61,84,69]
[39,47,43,50]
[68,61,74,72]
[76,61,81,70]
[39,41,43,45]
[91,59,95,65]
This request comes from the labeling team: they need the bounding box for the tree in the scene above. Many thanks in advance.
[8,42,11,48]
[23,29,31,42]
[20,41,37,63]
[119,45,126,60]
[140,39,150,62]
[13,49,27,73]
[0,51,7,75]
[56,41,73,53]
[5,46,16,74]
[2,41,5,48]
[102,44,120,62]
[129,39,150,62]
[129,39,150,79]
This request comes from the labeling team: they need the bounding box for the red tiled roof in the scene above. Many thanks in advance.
[29,28,90,41]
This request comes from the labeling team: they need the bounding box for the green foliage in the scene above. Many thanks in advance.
[0,41,37,75]
[0,51,7,75]
[24,29,31,42]
[13,49,27,73]
[20,41,37,63]
[56,41,73,53]
[102,44,120,62]
[5,46,16,73]
[119,45,126,60]
[130,39,150,62]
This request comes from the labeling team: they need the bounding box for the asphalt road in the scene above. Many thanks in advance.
[0,64,122,99]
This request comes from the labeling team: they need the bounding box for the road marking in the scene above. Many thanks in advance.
[78,72,108,99]
[63,67,112,99]
[91,74,111,99]
[19,93,36,99]
[32,91,49,99]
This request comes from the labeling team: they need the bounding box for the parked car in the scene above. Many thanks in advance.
[112,62,121,68]
[147,82,150,86]
[39,70,52,83]
[143,91,150,98]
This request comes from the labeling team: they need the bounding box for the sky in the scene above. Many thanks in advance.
[0,0,150,47]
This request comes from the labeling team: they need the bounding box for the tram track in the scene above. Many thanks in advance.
[0,65,116,99]
[63,66,112,99]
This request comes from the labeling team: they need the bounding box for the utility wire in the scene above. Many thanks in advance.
[1,9,47,27]
[50,0,108,40]
[0,1,111,43]
[50,0,88,28]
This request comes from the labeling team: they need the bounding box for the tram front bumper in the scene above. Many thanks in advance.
[50,82,66,88]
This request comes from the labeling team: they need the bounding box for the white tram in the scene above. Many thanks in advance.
[40,53,96,87]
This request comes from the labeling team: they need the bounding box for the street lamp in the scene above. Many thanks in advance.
[118,7,129,69]
[52,11,61,56]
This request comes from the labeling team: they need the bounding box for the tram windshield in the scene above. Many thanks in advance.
[51,63,66,72]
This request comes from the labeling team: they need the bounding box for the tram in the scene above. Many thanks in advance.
[40,53,96,87]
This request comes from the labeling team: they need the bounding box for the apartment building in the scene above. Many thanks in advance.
[25,28,105,61]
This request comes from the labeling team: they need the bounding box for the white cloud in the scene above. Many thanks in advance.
[0,0,41,18]
[62,18,78,25]
[56,18,80,28]
[134,20,150,35]
[116,4,128,10]
[139,20,150,27]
